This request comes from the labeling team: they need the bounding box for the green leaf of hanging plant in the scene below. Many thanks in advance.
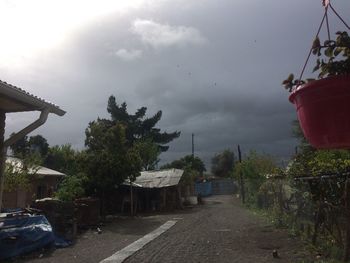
[313,59,321,72]
[325,47,334,57]
[312,36,321,49]
[334,47,342,57]
[287,73,294,82]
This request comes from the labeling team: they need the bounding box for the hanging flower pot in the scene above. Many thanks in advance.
[283,2,350,149]
[289,74,350,149]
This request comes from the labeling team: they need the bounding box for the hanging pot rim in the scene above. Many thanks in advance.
[289,74,350,104]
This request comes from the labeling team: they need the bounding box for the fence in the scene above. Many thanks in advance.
[254,175,350,262]
[195,178,237,196]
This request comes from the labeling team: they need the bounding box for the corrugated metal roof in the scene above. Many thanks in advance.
[6,157,66,177]
[125,169,184,188]
[0,80,65,116]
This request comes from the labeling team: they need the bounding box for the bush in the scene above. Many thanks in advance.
[55,173,86,202]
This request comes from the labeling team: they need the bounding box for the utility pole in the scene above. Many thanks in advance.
[191,133,194,159]
[238,145,245,204]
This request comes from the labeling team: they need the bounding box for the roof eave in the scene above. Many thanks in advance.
[0,81,65,116]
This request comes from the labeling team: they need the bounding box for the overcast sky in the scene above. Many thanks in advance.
[1,0,349,168]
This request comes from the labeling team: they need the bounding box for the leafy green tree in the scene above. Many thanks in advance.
[211,149,235,177]
[44,144,82,175]
[234,151,277,205]
[292,120,315,155]
[134,139,160,171]
[106,96,180,152]
[84,120,143,212]
[161,155,206,175]
[55,173,86,202]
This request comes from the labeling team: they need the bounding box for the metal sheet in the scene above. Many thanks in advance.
[6,157,66,177]
[125,169,184,188]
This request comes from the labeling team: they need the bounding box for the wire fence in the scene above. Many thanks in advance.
[245,175,350,261]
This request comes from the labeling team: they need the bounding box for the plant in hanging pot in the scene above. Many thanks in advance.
[283,30,350,149]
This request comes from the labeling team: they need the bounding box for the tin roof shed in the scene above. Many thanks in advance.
[125,169,184,188]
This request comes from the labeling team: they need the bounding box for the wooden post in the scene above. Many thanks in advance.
[162,188,167,210]
[0,111,6,212]
[177,185,183,209]
[134,188,137,215]
[130,181,133,216]
[343,179,350,261]
[237,145,245,204]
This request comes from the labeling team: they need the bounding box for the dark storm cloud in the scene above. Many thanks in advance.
[2,0,349,168]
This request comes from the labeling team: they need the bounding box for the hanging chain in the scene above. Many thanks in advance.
[297,0,349,84]
[329,4,350,30]
[298,7,328,83]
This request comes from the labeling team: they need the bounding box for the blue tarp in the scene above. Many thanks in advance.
[0,215,55,260]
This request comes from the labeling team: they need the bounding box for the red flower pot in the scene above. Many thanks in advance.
[289,75,350,149]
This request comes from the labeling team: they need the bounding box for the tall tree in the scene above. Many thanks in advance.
[10,134,29,157]
[10,134,49,160]
[211,149,235,177]
[28,135,49,158]
[84,119,142,212]
[44,144,81,175]
[134,139,160,171]
[106,96,180,152]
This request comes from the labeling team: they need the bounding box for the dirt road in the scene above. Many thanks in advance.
[18,195,312,263]
[124,195,310,263]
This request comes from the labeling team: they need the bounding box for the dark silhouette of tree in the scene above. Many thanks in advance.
[211,149,235,177]
[28,135,49,158]
[10,134,48,159]
[106,96,180,152]
[9,134,28,157]
[161,155,206,175]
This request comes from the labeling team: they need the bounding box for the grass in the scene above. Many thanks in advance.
[245,202,346,263]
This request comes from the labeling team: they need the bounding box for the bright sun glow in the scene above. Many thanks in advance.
[0,0,147,68]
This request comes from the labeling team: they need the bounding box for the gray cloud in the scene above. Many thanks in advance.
[2,0,349,169]
[132,19,206,48]
[115,49,143,61]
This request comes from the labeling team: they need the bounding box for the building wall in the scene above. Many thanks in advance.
[2,176,62,209]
